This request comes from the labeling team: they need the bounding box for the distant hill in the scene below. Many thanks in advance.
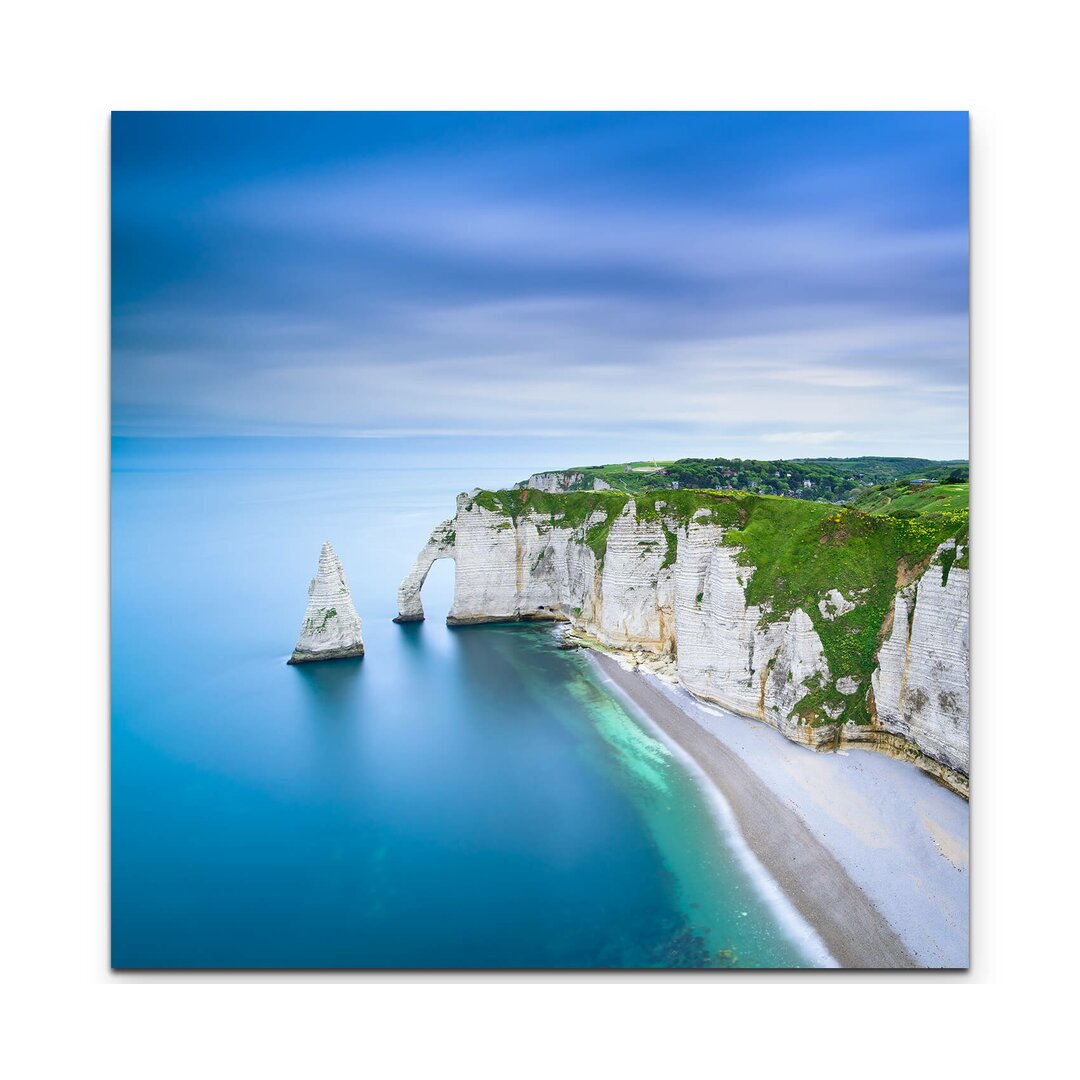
[518,456,968,503]
[849,478,969,517]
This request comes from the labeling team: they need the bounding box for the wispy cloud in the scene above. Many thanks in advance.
[112,112,968,458]
[759,431,847,445]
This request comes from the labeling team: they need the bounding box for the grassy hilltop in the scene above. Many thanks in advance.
[849,479,969,516]
[467,483,968,728]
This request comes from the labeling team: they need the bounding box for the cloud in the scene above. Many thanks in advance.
[759,431,847,445]
[111,112,969,458]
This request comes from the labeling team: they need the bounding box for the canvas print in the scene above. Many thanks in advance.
[112,111,969,969]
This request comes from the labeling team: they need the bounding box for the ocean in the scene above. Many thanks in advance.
[111,436,818,968]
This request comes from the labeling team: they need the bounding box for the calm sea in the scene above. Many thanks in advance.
[111,437,818,968]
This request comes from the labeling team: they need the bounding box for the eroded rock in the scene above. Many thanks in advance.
[288,542,365,664]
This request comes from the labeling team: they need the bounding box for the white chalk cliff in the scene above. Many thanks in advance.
[872,542,970,775]
[394,520,456,622]
[288,541,365,664]
[397,493,970,795]
[523,471,612,492]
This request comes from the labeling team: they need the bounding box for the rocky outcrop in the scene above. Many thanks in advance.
[521,470,611,492]
[523,470,583,493]
[666,523,835,742]
[397,494,970,794]
[395,520,456,622]
[819,589,856,620]
[288,542,365,663]
[872,542,970,775]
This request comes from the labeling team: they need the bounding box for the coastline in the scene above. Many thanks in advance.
[589,650,969,969]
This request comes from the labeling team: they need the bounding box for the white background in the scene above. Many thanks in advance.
[1,0,1075,1075]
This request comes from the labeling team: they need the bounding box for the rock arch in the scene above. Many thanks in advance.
[393,519,456,622]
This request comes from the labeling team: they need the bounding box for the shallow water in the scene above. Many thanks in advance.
[111,437,816,968]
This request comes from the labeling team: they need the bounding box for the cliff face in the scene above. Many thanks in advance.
[523,470,612,492]
[397,490,969,794]
[289,541,365,663]
[872,542,970,775]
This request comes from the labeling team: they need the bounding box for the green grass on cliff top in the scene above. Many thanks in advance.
[719,495,967,725]
[849,480,969,516]
[469,486,968,727]
[521,456,967,497]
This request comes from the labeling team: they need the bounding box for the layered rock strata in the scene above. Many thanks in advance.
[288,541,365,663]
[871,542,970,775]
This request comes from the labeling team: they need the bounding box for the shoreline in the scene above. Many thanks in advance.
[589,651,967,969]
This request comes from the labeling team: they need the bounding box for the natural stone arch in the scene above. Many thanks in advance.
[394,520,456,622]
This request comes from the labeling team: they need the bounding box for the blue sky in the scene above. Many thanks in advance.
[112,112,968,459]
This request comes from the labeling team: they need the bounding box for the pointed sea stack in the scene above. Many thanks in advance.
[288,542,365,664]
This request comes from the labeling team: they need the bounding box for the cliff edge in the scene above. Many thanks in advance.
[396,489,969,794]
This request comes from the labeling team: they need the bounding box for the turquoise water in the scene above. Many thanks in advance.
[111,437,816,968]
